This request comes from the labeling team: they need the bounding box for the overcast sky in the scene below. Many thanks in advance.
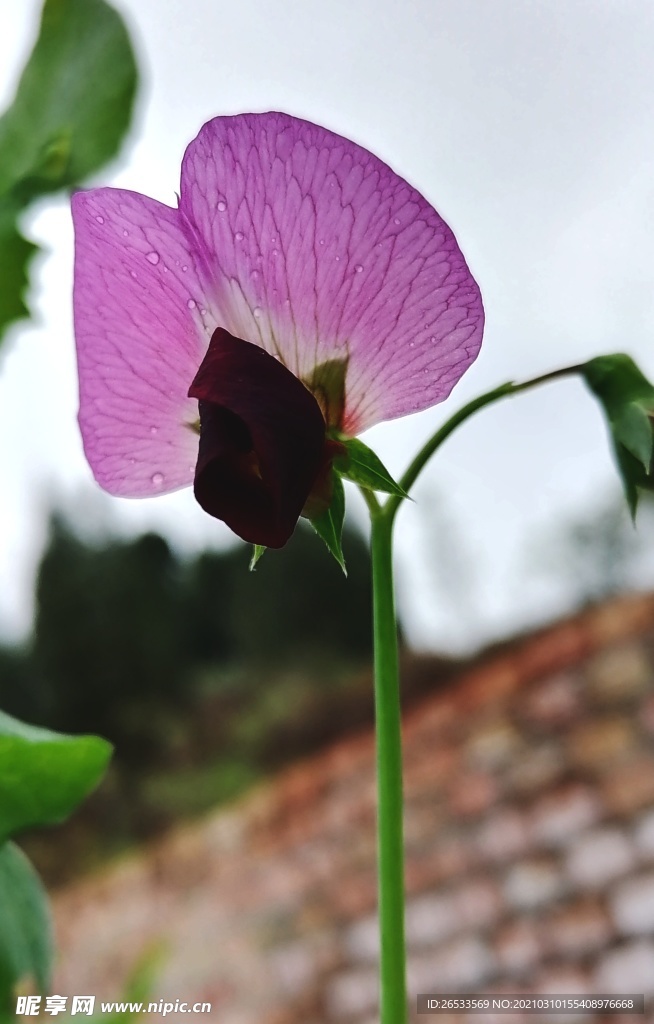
[1,0,654,650]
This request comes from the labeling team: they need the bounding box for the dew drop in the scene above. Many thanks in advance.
[394,217,401,226]
[122,229,129,237]
[253,306,262,318]
[319,238,325,246]
[252,269,259,280]
[271,235,277,243]
[335,255,341,262]
[128,458,136,465]
[355,264,363,273]
[409,341,415,348]
[200,307,207,316]
[187,299,196,309]
[217,200,227,212]
[149,425,158,435]
[235,231,244,241]
[272,249,279,257]
[146,251,160,265]
[181,264,188,272]
[95,215,104,224]
[130,270,137,279]
[430,335,437,343]
[151,472,164,487]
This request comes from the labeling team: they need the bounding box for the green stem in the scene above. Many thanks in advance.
[364,361,584,1020]
[370,507,407,1024]
[385,364,584,522]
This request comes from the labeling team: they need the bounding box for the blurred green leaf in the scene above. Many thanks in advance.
[0,202,38,336]
[0,0,138,197]
[309,472,347,573]
[0,842,52,1006]
[582,353,654,518]
[334,436,409,498]
[0,0,138,342]
[0,710,112,843]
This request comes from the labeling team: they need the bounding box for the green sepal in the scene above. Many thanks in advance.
[308,472,347,574]
[303,358,348,429]
[582,354,654,519]
[249,545,266,571]
[333,436,409,499]
[0,711,112,844]
[0,842,53,1005]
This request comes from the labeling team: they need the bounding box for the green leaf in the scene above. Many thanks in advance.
[0,0,138,344]
[0,842,52,1005]
[309,472,347,573]
[0,711,112,843]
[249,545,266,571]
[0,0,138,198]
[582,354,654,520]
[334,437,409,498]
[0,202,38,338]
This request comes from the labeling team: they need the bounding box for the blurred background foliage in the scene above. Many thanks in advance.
[2,492,653,886]
[0,518,386,883]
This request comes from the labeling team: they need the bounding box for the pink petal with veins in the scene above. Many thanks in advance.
[72,188,213,497]
[179,112,483,434]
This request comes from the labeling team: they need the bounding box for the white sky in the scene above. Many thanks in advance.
[1,0,654,651]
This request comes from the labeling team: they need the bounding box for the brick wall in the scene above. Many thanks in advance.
[52,594,654,1023]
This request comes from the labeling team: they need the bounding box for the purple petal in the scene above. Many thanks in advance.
[72,188,211,497]
[189,329,327,547]
[179,112,483,435]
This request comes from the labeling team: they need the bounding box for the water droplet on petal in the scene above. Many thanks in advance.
[319,238,325,245]
[146,251,160,265]
[355,264,363,273]
[252,270,259,280]
[187,299,196,309]
[235,231,244,241]
[181,264,188,272]
[394,217,401,225]
[335,255,341,262]
[130,270,137,279]
[253,306,262,318]
[150,425,158,435]
[122,229,129,237]
[409,341,415,348]
[272,249,279,257]
[95,215,104,224]
[151,472,164,487]
[217,200,227,212]
[430,335,437,343]
[200,307,207,315]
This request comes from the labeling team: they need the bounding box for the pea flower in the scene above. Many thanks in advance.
[72,113,483,547]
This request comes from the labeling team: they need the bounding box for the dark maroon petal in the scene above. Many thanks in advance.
[188,329,327,547]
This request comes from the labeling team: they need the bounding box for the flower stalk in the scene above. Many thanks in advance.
[366,362,586,1022]
[369,506,407,1024]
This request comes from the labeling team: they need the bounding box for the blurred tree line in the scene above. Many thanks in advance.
[0,517,382,878]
